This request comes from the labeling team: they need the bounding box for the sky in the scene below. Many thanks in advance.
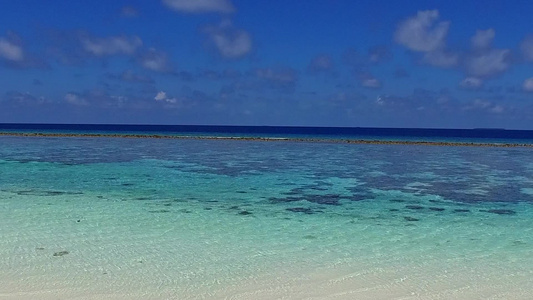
[1,0,533,129]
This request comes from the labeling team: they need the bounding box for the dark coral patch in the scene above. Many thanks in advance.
[309,186,329,191]
[350,194,369,201]
[53,251,69,257]
[315,180,334,187]
[484,209,516,215]
[16,190,79,196]
[428,207,445,212]
[272,194,347,205]
[45,191,68,196]
[405,205,425,210]
[404,216,420,222]
[283,187,306,195]
[238,210,253,215]
[454,209,470,213]
[390,199,405,203]
[286,207,315,214]
[269,196,301,203]
[428,199,445,204]
[148,209,170,213]
[305,194,342,205]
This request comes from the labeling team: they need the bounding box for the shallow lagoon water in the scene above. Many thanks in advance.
[0,136,532,299]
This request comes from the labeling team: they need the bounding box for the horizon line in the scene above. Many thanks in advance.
[0,122,518,131]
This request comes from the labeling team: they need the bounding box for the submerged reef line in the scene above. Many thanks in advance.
[0,132,532,148]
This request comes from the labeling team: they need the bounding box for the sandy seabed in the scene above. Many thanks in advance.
[2,261,532,300]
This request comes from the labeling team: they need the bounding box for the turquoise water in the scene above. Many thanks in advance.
[0,136,532,299]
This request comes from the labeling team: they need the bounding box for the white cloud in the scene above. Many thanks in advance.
[154,91,167,101]
[394,10,449,52]
[139,48,170,72]
[376,95,385,106]
[204,20,252,59]
[523,77,533,92]
[162,0,234,13]
[361,78,381,89]
[357,73,381,89]
[0,38,23,61]
[65,93,88,106]
[154,91,178,104]
[471,29,495,49]
[464,49,511,78]
[81,35,142,56]
[5,91,47,105]
[460,77,483,89]
[422,50,458,67]
[142,57,165,71]
[394,10,459,69]
[463,98,505,114]
[520,35,533,62]
[490,105,504,113]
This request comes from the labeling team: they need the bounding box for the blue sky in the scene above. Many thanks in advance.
[1,0,533,128]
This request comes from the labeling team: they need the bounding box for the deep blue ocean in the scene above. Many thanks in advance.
[1,123,533,143]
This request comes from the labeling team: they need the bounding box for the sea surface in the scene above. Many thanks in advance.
[0,125,532,299]
[2,123,533,143]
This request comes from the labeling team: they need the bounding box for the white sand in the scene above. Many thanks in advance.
[2,261,532,300]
